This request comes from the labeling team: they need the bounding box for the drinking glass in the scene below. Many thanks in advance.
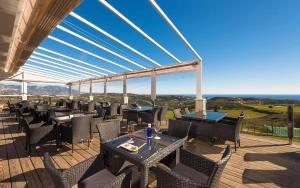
[153,123,161,139]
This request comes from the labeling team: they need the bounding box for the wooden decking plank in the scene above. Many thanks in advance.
[2,121,27,188]
[0,120,12,188]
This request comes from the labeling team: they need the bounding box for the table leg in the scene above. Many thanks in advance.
[176,148,180,165]
[140,166,149,188]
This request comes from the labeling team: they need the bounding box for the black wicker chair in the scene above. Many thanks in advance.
[164,119,191,139]
[173,109,183,120]
[158,106,168,126]
[43,152,132,188]
[215,115,245,151]
[106,103,120,119]
[139,107,161,126]
[21,118,55,155]
[161,119,191,166]
[60,116,91,153]
[96,120,132,174]
[154,145,232,188]
[16,108,34,132]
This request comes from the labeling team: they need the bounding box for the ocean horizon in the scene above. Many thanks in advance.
[158,94,300,101]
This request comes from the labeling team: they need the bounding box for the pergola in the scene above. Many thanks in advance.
[1,0,204,111]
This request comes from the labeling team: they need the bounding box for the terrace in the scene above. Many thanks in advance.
[1,1,299,188]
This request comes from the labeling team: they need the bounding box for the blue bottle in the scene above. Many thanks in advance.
[147,124,152,138]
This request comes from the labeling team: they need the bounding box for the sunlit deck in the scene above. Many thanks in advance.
[1,114,299,188]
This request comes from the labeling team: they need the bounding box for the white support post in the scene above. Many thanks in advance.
[21,72,27,101]
[89,80,93,101]
[104,79,107,98]
[69,84,73,100]
[195,60,205,112]
[151,71,157,105]
[123,76,128,104]
[78,81,81,99]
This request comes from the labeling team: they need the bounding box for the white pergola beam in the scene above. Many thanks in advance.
[21,67,74,82]
[27,59,91,79]
[30,55,99,77]
[20,69,67,82]
[69,12,162,67]
[38,47,115,74]
[48,35,132,71]
[98,0,181,64]
[57,25,146,69]
[24,64,82,80]
[149,0,202,61]
[33,51,108,76]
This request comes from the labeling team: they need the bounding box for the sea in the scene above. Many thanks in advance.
[161,94,300,101]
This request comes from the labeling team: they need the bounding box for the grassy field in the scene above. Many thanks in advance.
[243,104,300,114]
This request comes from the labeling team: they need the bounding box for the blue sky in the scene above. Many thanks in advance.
[26,0,300,94]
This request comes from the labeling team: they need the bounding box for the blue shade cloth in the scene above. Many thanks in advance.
[183,112,227,122]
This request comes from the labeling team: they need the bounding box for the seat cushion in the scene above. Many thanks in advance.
[173,163,209,185]
[78,169,116,188]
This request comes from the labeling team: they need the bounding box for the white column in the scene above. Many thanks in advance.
[195,60,204,112]
[151,71,156,101]
[78,82,81,99]
[89,80,93,101]
[21,72,27,101]
[123,76,128,104]
[69,84,73,99]
[104,79,107,98]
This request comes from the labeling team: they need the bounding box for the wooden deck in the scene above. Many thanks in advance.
[1,114,300,188]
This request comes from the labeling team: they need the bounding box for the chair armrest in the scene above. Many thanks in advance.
[180,149,217,177]
[63,154,105,186]
[154,163,208,188]
[108,166,132,188]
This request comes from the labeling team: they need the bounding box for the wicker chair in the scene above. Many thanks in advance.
[158,106,168,126]
[139,107,161,126]
[107,103,120,118]
[173,109,183,120]
[161,119,191,166]
[43,152,132,188]
[154,145,232,188]
[126,110,139,125]
[21,118,55,155]
[215,115,245,151]
[96,120,131,174]
[16,108,34,132]
[60,116,91,153]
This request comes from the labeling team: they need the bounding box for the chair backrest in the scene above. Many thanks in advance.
[234,114,245,141]
[96,120,120,142]
[55,111,70,117]
[71,116,91,142]
[209,145,232,187]
[158,106,168,121]
[37,104,49,111]
[167,119,191,139]
[110,103,120,116]
[96,107,106,118]
[184,107,190,115]
[119,104,128,115]
[43,152,69,188]
[173,109,182,119]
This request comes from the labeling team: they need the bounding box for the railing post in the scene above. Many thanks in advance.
[78,81,81,99]
[287,104,294,145]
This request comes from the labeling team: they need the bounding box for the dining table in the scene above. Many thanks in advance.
[101,129,186,188]
[183,111,227,122]
[127,105,154,112]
